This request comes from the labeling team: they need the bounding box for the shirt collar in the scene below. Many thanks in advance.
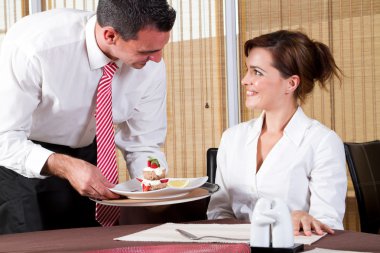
[85,15,122,70]
[284,106,313,146]
[247,110,265,144]
[246,106,312,146]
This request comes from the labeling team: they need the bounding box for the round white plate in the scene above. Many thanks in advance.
[92,188,211,207]
[110,176,208,200]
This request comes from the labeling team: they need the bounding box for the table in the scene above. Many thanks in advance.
[1,219,379,253]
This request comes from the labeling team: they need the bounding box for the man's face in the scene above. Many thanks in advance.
[112,28,171,69]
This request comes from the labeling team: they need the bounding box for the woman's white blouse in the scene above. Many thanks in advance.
[207,107,347,229]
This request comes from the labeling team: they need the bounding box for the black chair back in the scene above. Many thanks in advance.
[207,148,218,183]
[344,140,380,234]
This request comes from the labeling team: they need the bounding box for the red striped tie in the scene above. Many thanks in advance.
[95,62,120,226]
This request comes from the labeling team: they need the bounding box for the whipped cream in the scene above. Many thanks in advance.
[141,179,162,186]
[143,167,165,176]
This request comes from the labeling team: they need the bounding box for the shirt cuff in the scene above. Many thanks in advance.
[25,145,54,179]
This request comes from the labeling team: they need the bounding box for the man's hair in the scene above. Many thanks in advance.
[97,0,176,41]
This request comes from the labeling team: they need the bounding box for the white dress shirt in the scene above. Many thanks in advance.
[0,9,168,179]
[207,107,347,229]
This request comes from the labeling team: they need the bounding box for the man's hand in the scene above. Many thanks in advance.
[291,210,334,236]
[42,153,120,200]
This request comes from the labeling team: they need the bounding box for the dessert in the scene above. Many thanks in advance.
[137,156,168,192]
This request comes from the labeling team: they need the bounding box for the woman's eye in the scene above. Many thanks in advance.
[254,70,263,76]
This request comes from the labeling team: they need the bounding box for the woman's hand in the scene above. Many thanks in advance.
[291,210,334,236]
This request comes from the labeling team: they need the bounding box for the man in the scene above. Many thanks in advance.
[0,0,176,234]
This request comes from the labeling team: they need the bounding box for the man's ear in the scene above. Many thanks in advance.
[286,75,300,93]
[103,27,119,45]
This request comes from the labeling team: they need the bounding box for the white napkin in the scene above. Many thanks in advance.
[115,223,324,245]
[304,248,371,253]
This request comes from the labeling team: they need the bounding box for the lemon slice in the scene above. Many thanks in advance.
[167,179,190,188]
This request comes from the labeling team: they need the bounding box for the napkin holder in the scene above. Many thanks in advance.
[250,198,304,253]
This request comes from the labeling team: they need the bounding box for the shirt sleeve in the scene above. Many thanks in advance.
[115,61,168,179]
[308,130,347,230]
[0,44,53,178]
[207,131,235,220]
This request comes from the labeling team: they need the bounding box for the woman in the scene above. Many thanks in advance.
[207,30,347,236]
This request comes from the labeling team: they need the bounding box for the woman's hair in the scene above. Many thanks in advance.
[244,30,342,103]
[97,0,176,41]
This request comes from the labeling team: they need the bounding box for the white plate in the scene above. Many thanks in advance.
[92,188,211,207]
[110,176,208,200]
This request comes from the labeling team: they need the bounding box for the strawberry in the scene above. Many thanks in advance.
[136,178,143,182]
[142,184,151,192]
[160,178,168,183]
[147,156,160,169]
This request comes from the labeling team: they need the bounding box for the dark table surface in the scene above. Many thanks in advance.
[1,219,379,253]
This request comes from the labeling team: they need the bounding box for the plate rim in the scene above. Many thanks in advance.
[92,187,211,207]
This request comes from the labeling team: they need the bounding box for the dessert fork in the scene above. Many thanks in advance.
[175,229,248,241]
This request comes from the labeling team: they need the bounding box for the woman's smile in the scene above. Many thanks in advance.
[246,90,257,96]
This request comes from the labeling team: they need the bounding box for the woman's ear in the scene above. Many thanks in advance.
[286,75,300,93]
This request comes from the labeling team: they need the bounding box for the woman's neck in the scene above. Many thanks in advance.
[262,105,298,134]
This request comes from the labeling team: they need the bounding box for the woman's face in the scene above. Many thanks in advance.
[241,47,291,111]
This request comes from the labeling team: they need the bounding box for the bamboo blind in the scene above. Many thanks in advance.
[40,0,97,11]
[163,0,227,178]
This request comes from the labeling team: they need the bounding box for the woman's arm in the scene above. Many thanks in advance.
[293,130,347,235]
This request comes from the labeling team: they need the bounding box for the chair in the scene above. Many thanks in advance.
[344,141,380,234]
[207,148,218,183]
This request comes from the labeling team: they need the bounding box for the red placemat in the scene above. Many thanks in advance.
[88,243,250,253]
